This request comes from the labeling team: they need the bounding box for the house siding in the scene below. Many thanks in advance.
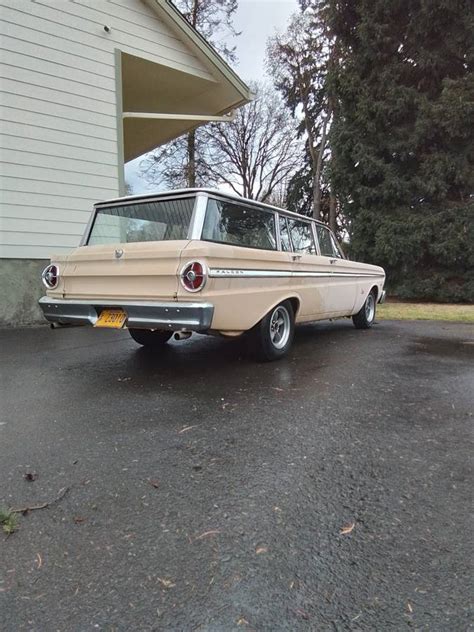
[0,0,215,260]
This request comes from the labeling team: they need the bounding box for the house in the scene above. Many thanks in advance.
[0,0,251,325]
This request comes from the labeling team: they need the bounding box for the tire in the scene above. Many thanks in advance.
[352,289,377,329]
[250,300,295,361]
[128,328,172,348]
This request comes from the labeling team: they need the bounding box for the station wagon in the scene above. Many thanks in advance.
[39,189,386,360]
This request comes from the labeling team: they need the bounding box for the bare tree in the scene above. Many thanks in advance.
[203,84,303,202]
[267,11,332,220]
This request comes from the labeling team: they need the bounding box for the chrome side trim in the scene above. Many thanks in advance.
[208,268,385,279]
[38,297,214,331]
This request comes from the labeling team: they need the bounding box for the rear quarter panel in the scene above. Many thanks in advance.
[179,241,298,332]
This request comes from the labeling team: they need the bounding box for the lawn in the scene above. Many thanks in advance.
[377,301,474,323]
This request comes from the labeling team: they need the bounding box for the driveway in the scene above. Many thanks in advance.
[1,320,472,631]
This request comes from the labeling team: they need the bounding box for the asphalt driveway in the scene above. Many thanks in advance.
[1,319,473,631]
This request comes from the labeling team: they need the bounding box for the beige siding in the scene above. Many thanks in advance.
[0,0,215,259]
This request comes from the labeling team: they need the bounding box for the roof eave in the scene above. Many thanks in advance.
[146,0,253,104]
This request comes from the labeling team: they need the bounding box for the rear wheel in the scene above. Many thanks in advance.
[128,328,172,348]
[250,300,295,361]
[352,289,377,329]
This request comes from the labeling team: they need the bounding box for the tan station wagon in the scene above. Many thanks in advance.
[39,189,386,361]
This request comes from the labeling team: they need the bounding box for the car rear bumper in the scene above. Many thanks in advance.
[38,297,214,331]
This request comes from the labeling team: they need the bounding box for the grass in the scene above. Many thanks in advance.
[377,301,474,323]
[0,508,19,535]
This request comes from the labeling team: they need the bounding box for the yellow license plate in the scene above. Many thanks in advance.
[94,309,127,329]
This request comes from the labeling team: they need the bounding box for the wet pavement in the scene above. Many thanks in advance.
[0,319,473,631]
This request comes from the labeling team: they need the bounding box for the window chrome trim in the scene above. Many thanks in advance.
[311,221,321,256]
[189,192,208,240]
[274,212,282,251]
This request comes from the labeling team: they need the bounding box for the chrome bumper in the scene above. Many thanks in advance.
[38,297,214,331]
[378,290,387,304]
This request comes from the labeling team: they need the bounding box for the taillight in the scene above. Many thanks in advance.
[41,264,59,289]
[180,261,207,292]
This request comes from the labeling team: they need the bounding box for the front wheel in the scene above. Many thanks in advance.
[128,328,172,348]
[352,290,377,329]
[250,301,295,361]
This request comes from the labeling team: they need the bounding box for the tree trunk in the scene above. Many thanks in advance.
[329,191,337,234]
[313,114,329,221]
[187,130,196,187]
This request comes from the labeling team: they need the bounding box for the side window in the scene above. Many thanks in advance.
[287,218,316,255]
[202,199,277,251]
[330,233,344,258]
[279,216,292,252]
[316,225,339,257]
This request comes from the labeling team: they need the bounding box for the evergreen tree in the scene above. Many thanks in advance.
[327,0,474,301]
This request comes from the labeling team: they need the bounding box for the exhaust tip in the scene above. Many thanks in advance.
[174,331,192,341]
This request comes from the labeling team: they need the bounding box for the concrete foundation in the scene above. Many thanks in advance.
[0,259,48,327]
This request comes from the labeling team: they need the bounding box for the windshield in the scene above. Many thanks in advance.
[88,197,195,245]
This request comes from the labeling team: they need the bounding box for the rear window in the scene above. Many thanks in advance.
[88,197,195,245]
[202,199,277,251]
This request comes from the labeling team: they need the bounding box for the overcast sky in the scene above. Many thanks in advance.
[232,0,297,84]
[124,0,298,193]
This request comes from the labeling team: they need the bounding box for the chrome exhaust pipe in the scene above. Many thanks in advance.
[174,331,192,341]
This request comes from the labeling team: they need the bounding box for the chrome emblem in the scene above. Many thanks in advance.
[115,248,123,259]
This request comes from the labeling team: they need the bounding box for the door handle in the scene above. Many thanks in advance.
[329,258,337,264]
[292,254,302,261]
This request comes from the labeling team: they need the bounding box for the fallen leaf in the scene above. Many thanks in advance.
[24,472,38,482]
[117,377,131,382]
[270,387,284,391]
[148,479,160,489]
[157,577,175,589]
[237,617,249,625]
[256,546,268,555]
[73,516,86,524]
[35,553,42,569]
[407,602,413,613]
[195,529,221,540]
[340,522,355,535]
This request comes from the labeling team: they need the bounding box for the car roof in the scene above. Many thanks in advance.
[94,188,326,226]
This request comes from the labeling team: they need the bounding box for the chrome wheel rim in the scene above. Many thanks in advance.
[269,305,291,349]
[365,293,375,323]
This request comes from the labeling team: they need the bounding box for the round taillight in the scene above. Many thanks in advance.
[180,261,207,292]
[41,264,59,289]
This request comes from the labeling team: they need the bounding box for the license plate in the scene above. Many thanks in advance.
[94,309,127,329]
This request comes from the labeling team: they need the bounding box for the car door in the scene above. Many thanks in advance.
[279,215,326,318]
[314,224,358,315]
